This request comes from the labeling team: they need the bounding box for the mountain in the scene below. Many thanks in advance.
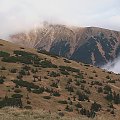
[0,39,120,119]
[9,24,120,66]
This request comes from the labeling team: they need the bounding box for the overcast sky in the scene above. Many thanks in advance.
[0,0,120,39]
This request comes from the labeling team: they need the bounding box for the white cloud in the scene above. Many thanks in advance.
[102,56,120,74]
[0,0,120,39]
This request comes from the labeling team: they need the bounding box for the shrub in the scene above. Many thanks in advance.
[0,76,6,79]
[91,81,102,86]
[67,78,72,84]
[104,85,111,92]
[84,64,90,67]
[65,84,74,93]
[97,87,103,93]
[2,50,41,65]
[12,79,39,90]
[76,90,89,101]
[32,87,44,94]
[27,101,31,104]
[74,74,83,79]
[19,69,27,75]
[37,50,59,58]
[53,91,60,96]
[20,47,25,49]
[108,103,114,108]
[58,112,64,117]
[0,44,3,46]
[113,92,120,104]
[91,102,101,112]
[106,75,110,79]
[2,56,29,64]
[64,59,71,63]
[108,80,115,83]
[0,97,23,108]
[89,76,93,79]
[14,50,37,58]
[11,94,23,98]
[58,100,67,104]
[75,102,82,108]
[1,66,6,70]
[51,81,58,88]
[44,76,48,79]
[22,65,31,71]
[31,68,38,73]
[60,70,70,75]
[93,70,96,73]
[80,108,87,115]
[105,92,113,102]
[40,60,57,68]
[0,78,4,84]
[65,105,73,112]
[110,110,115,114]
[10,69,17,73]
[95,74,98,77]
[49,71,60,77]
[17,75,23,79]
[43,96,51,99]
[105,91,120,104]
[75,79,86,86]
[59,66,80,73]
[14,89,22,93]
[84,88,91,94]
[24,106,32,109]
[0,51,10,57]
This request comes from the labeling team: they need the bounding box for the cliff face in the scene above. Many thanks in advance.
[9,24,120,66]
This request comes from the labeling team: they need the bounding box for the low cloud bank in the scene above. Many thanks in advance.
[102,56,120,74]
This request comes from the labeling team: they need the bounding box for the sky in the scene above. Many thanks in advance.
[0,0,120,38]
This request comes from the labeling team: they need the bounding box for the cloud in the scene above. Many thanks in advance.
[102,56,120,74]
[0,0,120,39]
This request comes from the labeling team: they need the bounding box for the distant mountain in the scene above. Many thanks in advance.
[9,24,120,66]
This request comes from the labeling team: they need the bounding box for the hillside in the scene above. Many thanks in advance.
[0,39,120,119]
[9,24,120,66]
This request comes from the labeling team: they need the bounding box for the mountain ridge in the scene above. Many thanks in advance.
[9,24,120,66]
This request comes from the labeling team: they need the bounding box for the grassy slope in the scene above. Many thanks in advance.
[0,107,119,120]
[0,39,120,119]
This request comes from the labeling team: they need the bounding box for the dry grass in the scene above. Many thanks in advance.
[0,107,119,120]
[0,39,120,119]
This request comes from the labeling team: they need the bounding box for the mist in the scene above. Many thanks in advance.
[0,0,120,39]
[0,0,120,73]
[102,56,120,74]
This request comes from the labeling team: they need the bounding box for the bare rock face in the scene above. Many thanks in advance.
[9,24,120,66]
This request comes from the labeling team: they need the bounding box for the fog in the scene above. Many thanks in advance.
[102,56,120,74]
[0,0,120,39]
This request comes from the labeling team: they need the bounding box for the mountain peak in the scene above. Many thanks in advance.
[9,25,120,66]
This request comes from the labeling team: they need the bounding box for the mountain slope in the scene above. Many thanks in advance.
[0,39,120,119]
[10,24,120,66]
